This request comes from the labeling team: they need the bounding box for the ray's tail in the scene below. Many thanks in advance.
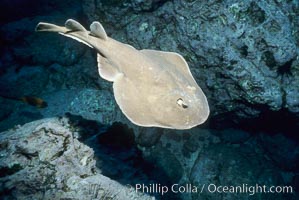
[35,19,108,49]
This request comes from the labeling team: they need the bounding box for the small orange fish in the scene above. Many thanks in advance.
[19,96,48,108]
[0,95,48,108]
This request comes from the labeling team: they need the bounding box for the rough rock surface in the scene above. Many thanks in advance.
[41,89,118,124]
[138,128,297,200]
[0,118,152,200]
[82,0,299,127]
[0,88,118,132]
[258,133,299,170]
[0,117,297,200]
[190,143,282,200]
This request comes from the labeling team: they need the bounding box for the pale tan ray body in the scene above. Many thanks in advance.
[36,19,209,129]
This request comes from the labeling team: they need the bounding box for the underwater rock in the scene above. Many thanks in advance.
[0,106,43,132]
[139,128,218,200]
[259,133,299,171]
[217,128,250,144]
[41,89,118,125]
[190,144,285,200]
[0,98,15,122]
[0,65,49,97]
[0,15,86,67]
[0,88,118,132]
[144,142,183,183]
[283,71,299,114]
[136,127,163,147]
[129,0,168,12]
[139,128,297,200]
[98,122,136,149]
[82,0,299,127]
[0,0,82,25]
[0,117,152,200]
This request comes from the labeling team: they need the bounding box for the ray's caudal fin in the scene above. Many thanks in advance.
[36,19,210,130]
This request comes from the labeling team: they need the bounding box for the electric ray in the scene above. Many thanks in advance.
[35,19,209,129]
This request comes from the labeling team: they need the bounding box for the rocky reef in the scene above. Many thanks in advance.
[0,116,297,199]
[0,117,152,199]
[0,0,298,199]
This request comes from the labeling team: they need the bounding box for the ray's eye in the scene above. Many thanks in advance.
[177,98,188,109]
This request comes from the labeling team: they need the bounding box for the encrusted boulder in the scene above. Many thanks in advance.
[0,117,152,200]
[41,89,118,125]
[190,144,285,200]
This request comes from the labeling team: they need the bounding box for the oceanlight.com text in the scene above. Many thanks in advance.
[207,183,293,196]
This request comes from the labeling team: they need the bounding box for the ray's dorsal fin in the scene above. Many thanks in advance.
[90,21,108,40]
[65,19,87,32]
[36,19,93,48]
